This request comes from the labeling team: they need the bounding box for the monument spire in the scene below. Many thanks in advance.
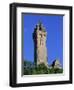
[33,21,48,67]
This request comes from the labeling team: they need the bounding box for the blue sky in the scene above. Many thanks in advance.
[22,13,63,67]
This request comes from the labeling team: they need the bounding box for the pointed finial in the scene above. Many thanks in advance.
[38,20,42,25]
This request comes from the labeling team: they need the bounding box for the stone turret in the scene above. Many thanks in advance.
[33,21,48,67]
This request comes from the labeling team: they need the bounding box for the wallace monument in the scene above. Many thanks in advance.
[33,22,48,67]
[33,21,62,69]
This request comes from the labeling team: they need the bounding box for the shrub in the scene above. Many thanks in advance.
[24,62,63,75]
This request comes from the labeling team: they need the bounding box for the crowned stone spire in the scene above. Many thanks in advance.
[33,21,48,67]
[35,21,46,32]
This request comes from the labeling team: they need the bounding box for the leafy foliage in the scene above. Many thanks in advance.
[23,61,63,75]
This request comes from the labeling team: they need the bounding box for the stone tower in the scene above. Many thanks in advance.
[33,22,48,67]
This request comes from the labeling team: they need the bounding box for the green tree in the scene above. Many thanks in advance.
[54,68,63,73]
[36,63,48,74]
[24,61,63,75]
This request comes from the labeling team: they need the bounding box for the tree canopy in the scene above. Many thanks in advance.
[23,61,63,75]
